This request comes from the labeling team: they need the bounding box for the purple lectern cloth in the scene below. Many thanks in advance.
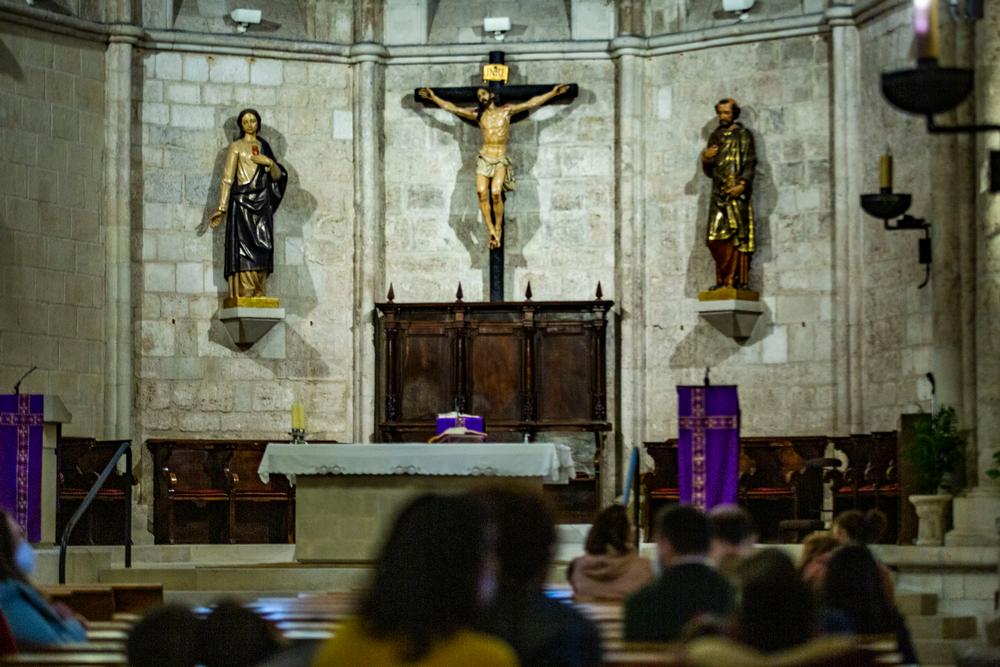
[0,395,44,542]
[677,386,740,511]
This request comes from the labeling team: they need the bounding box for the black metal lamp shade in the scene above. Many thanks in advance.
[860,192,912,220]
[881,65,973,116]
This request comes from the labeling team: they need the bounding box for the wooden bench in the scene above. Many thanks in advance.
[146,439,339,544]
[57,439,133,546]
[38,585,162,621]
[828,432,900,543]
[642,436,827,541]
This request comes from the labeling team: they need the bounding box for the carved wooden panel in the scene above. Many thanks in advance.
[399,328,455,420]
[536,327,591,421]
[468,326,522,422]
[374,299,614,522]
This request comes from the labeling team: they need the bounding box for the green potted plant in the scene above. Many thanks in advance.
[906,405,966,545]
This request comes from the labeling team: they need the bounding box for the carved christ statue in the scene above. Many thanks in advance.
[418,84,570,249]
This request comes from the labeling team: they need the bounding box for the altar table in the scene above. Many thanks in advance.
[259,443,574,562]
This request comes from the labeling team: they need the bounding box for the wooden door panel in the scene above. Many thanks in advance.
[536,329,591,420]
[468,330,522,421]
[399,330,454,420]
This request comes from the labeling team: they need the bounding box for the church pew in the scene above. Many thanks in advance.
[0,656,127,666]
[642,436,828,542]
[37,584,162,622]
[56,439,132,546]
[601,642,686,666]
[106,584,162,616]
[38,587,114,622]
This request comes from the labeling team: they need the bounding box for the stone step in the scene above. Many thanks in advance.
[914,639,956,666]
[897,592,939,616]
[907,615,978,640]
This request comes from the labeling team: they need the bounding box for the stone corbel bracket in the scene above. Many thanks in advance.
[695,298,763,343]
[219,306,286,349]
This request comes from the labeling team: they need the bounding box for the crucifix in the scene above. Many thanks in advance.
[415,51,578,302]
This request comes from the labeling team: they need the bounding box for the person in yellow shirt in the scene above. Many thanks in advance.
[311,494,518,667]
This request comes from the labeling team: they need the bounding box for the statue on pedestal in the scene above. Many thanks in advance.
[700,98,757,295]
[210,108,288,307]
[417,84,570,249]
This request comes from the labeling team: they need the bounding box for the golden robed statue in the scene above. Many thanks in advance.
[210,108,288,307]
[700,98,757,294]
[418,84,570,249]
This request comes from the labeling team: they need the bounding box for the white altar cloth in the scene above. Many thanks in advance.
[258,443,575,485]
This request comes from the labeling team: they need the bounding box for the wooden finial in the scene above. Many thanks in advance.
[456,282,464,302]
[525,281,533,301]
[387,283,395,302]
[595,281,603,299]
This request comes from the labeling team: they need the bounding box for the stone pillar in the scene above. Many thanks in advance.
[948,9,1000,545]
[827,6,864,434]
[351,0,386,443]
[103,7,139,440]
[611,32,646,509]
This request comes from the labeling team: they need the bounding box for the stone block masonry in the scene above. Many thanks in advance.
[0,22,106,438]
[134,53,356,484]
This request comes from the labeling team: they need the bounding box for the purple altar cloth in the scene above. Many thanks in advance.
[0,395,44,542]
[677,386,740,511]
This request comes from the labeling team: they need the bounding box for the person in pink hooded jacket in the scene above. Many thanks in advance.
[568,505,653,601]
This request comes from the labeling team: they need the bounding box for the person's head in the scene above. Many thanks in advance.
[127,604,200,667]
[199,600,283,667]
[656,504,711,566]
[474,486,556,590]
[476,87,496,107]
[361,493,494,661]
[714,98,740,126]
[708,505,757,561]
[0,508,32,584]
[584,504,632,556]
[798,531,839,591]
[736,548,816,653]
[236,108,261,139]
[832,509,887,545]
[822,545,895,635]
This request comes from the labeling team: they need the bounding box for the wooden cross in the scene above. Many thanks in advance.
[414,51,578,302]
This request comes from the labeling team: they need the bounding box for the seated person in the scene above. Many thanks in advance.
[831,510,894,601]
[0,509,87,647]
[821,544,917,665]
[733,549,816,653]
[476,487,603,667]
[127,604,200,667]
[311,494,517,666]
[567,504,653,601]
[707,505,758,583]
[624,505,735,642]
[200,599,284,667]
[797,530,838,592]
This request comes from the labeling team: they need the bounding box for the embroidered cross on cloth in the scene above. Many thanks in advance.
[677,386,740,511]
[0,395,44,542]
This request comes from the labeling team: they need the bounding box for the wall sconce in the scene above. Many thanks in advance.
[880,0,1000,191]
[859,152,932,288]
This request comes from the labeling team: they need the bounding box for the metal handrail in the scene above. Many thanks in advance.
[58,439,133,584]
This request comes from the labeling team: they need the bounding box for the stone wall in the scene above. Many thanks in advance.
[856,4,973,432]
[384,59,615,302]
[133,51,356,482]
[643,34,836,438]
[0,23,106,437]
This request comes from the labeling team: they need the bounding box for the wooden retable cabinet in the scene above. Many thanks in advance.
[374,299,613,521]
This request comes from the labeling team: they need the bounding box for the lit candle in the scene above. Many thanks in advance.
[913,0,940,62]
[879,151,893,190]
